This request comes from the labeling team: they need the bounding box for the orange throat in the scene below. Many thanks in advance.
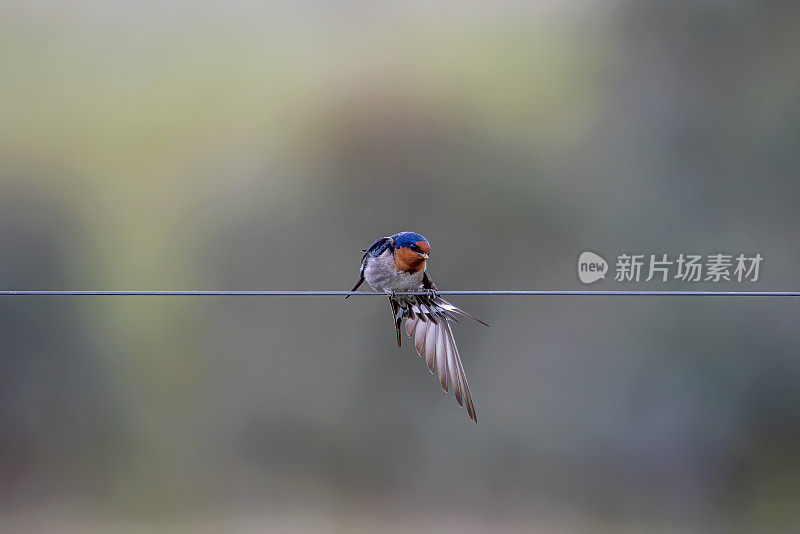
[395,248,427,273]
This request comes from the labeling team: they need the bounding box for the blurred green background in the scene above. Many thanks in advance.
[2,1,799,532]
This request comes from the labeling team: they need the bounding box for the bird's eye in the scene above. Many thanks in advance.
[410,244,419,252]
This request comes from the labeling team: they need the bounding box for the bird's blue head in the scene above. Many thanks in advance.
[392,232,431,273]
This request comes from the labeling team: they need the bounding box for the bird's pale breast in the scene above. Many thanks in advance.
[364,250,425,293]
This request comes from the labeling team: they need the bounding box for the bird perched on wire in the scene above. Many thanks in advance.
[346,231,487,423]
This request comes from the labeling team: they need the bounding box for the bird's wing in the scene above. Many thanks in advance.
[402,296,479,423]
[361,236,394,264]
[422,271,438,290]
[346,236,394,299]
[345,272,365,299]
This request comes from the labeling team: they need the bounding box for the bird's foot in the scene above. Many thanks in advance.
[423,288,438,301]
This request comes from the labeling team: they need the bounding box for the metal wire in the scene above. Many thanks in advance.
[1,290,799,297]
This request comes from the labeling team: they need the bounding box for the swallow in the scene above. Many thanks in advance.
[347,231,487,423]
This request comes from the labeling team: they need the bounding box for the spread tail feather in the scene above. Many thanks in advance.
[400,296,478,423]
[389,297,402,348]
